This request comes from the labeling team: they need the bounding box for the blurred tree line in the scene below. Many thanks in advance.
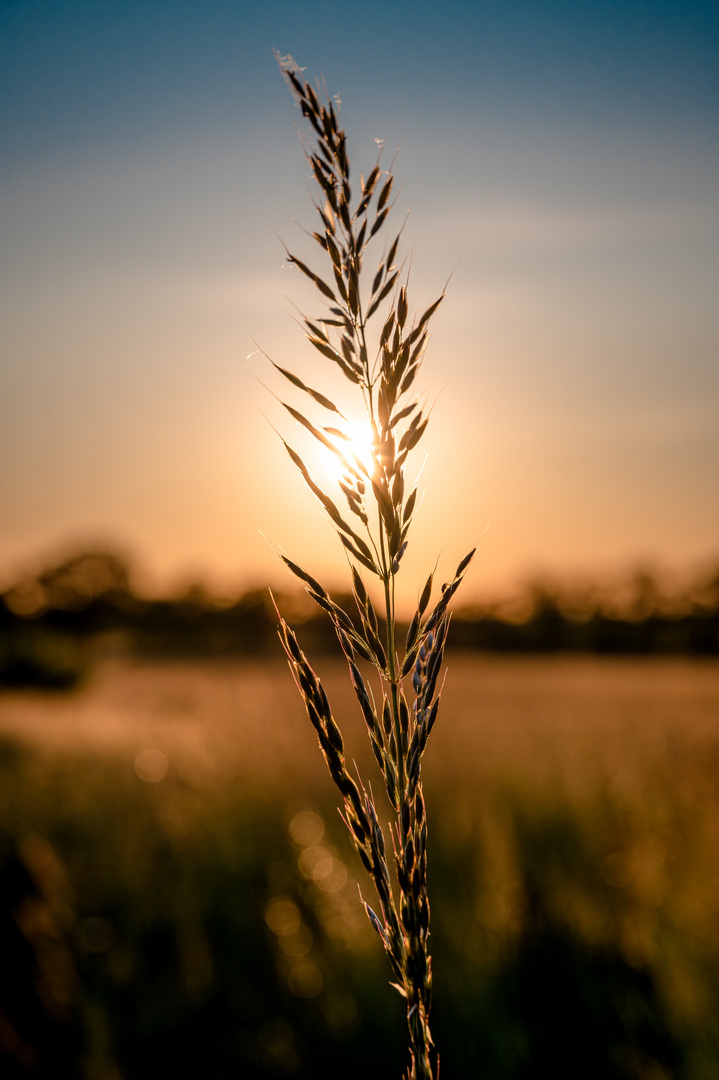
[1,548,717,688]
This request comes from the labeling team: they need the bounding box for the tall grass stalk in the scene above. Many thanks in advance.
[269,53,474,1080]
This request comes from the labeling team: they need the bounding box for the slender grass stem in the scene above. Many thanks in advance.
[269,52,474,1079]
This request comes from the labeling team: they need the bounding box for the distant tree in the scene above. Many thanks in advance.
[37,550,134,611]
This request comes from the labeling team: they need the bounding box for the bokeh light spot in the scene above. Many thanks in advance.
[289,809,325,847]
[314,858,347,893]
[265,897,301,936]
[288,961,322,998]
[134,748,169,783]
[298,844,330,878]
[277,924,313,958]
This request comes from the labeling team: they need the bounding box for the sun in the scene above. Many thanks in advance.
[326,419,376,483]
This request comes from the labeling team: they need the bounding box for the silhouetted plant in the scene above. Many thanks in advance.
[269,54,474,1079]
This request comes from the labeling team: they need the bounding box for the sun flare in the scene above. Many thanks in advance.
[326,419,376,483]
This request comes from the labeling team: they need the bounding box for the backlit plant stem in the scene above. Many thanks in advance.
[269,52,474,1080]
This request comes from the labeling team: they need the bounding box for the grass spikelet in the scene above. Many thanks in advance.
[268,51,473,1080]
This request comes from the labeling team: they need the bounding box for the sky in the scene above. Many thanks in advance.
[1,0,718,608]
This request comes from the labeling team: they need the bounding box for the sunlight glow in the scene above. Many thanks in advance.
[326,419,376,483]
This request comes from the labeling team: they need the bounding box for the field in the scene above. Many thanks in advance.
[1,654,719,1078]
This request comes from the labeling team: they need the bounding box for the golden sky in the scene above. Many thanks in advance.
[1,2,718,608]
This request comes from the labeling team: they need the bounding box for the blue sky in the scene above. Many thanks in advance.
[1,0,718,601]
[3,0,718,162]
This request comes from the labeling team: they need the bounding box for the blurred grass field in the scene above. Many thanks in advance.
[1,654,718,1078]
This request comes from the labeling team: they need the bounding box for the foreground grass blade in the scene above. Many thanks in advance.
[268,51,473,1080]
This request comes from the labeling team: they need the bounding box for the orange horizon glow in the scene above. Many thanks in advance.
[1,16,717,612]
